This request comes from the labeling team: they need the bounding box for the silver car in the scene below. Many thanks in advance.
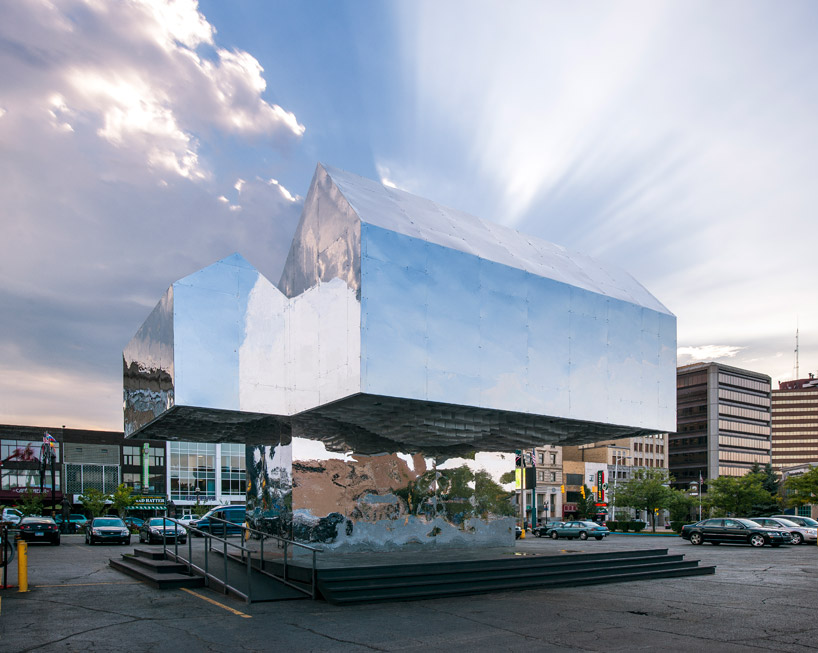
[752,517,817,545]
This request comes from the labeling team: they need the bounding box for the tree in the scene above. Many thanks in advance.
[784,466,818,508]
[705,474,775,517]
[667,489,694,528]
[79,488,110,518]
[575,485,597,520]
[614,468,674,532]
[18,490,44,516]
[110,484,136,517]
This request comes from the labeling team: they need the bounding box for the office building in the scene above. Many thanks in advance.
[672,363,771,489]
[771,375,818,470]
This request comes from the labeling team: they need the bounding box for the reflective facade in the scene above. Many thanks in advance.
[124,163,676,550]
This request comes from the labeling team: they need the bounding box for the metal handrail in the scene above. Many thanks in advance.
[154,516,321,602]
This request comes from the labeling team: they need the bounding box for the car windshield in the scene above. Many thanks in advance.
[70,515,87,520]
[22,517,54,524]
[774,518,799,527]
[737,519,764,528]
[94,518,125,527]
[148,518,172,526]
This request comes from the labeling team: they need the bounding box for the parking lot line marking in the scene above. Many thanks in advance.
[180,588,252,618]
[37,581,142,587]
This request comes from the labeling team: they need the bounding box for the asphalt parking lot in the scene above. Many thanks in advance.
[1,533,817,652]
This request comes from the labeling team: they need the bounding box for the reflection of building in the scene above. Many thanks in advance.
[124,164,676,551]
[0,424,166,507]
[771,375,818,470]
[168,442,245,507]
[672,363,771,489]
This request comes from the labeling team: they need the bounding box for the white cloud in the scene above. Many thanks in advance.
[0,0,305,429]
[678,345,746,362]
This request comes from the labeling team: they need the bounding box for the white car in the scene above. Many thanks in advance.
[1,508,23,525]
[753,517,817,545]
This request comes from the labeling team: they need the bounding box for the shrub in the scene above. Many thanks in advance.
[606,521,618,531]
[671,521,693,534]
[629,521,646,533]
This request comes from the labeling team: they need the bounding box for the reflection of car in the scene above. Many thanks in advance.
[190,506,245,536]
[548,521,610,540]
[18,516,60,545]
[532,522,564,538]
[751,517,817,545]
[123,516,144,530]
[1,508,23,525]
[681,518,791,547]
[55,514,89,532]
[86,517,131,545]
[139,517,187,544]
[771,515,818,529]
[515,525,522,539]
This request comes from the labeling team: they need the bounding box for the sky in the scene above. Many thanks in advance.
[1,0,816,431]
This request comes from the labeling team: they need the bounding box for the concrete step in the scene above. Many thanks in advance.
[110,556,205,590]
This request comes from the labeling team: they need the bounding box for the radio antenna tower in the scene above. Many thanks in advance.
[794,322,800,380]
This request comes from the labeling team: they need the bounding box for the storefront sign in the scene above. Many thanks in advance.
[132,495,166,509]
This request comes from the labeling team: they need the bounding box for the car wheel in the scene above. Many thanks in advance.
[689,532,703,545]
[749,534,765,547]
[791,532,803,545]
[595,536,603,540]
[550,531,559,540]
[579,532,588,540]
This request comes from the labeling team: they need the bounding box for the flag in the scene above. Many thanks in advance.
[43,432,57,449]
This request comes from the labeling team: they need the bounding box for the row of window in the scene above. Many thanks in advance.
[122,445,164,467]
[1,439,59,462]
[632,458,664,467]
[677,373,707,388]
[719,404,770,422]
[772,392,818,398]
[718,373,771,394]
[719,389,770,407]
[770,447,818,452]
[719,450,771,463]
[633,442,665,453]
[719,419,771,436]
[1,470,61,490]
[771,407,818,413]
[771,399,818,406]
[536,470,559,483]
[718,435,770,450]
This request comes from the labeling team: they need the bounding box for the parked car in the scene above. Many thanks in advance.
[18,516,60,545]
[681,518,791,547]
[547,521,610,540]
[138,517,187,544]
[1,507,23,525]
[85,517,130,545]
[751,517,817,545]
[123,516,144,531]
[771,514,818,529]
[532,521,564,538]
[515,525,522,539]
[189,505,245,536]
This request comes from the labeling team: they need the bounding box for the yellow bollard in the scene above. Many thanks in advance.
[17,540,28,593]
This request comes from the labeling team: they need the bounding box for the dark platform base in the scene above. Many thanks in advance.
[307,548,715,604]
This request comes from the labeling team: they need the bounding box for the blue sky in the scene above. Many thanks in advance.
[1,0,816,430]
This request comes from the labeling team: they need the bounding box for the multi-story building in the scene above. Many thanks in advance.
[672,363,772,489]
[563,434,668,521]
[0,424,245,513]
[532,445,562,524]
[771,374,818,470]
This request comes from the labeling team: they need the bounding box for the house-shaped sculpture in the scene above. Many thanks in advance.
[124,164,675,550]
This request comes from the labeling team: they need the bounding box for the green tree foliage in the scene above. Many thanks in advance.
[18,490,44,516]
[575,485,597,520]
[784,466,818,507]
[79,488,110,518]
[667,489,694,523]
[704,474,776,517]
[614,468,674,531]
[499,470,516,485]
[110,484,136,517]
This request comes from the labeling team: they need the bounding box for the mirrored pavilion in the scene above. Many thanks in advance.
[123,163,676,550]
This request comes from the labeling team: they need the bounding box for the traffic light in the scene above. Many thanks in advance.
[580,486,586,498]
[560,485,565,494]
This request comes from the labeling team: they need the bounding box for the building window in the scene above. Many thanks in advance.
[549,453,556,465]
[170,442,216,500]
[538,452,544,465]
[221,443,246,496]
[123,446,140,466]
[565,473,583,485]
[550,471,556,482]
[150,447,164,468]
